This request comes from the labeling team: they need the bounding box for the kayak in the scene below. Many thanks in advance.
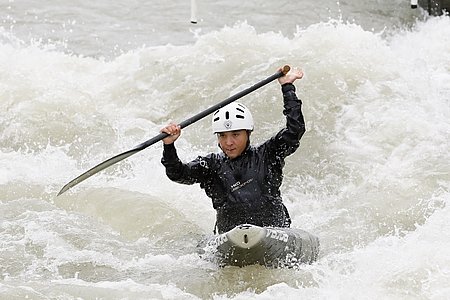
[197,224,320,268]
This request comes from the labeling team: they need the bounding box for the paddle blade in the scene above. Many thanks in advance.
[57,148,139,196]
[57,132,168,196]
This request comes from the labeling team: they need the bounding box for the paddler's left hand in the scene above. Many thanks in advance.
[278,67,304,85]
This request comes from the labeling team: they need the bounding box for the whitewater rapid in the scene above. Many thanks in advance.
[1,1,450,299]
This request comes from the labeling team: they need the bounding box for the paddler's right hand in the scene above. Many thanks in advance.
[160,123,181,144]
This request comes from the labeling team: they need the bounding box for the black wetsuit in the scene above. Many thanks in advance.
[161,83,305,234]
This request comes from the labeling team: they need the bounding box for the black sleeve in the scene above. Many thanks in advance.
[161,143,212,185]
[265,83,306,158]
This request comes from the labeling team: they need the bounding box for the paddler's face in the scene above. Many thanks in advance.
[217,130,249,159]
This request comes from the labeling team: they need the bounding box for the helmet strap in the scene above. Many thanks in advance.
[246,130,252,148]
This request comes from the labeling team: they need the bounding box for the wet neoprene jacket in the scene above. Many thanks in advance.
[161,83,305,234]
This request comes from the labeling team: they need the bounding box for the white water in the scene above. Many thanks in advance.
[1,1,450,299]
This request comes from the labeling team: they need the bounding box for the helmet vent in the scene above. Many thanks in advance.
[225,111,230,119]
[236,115,244,119]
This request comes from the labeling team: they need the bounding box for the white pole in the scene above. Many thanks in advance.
[411,0,418,8]
[191,0,198,23]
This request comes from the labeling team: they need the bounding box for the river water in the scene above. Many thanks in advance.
[1,0,449,299]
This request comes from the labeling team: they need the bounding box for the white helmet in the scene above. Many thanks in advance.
[212,102,254,133]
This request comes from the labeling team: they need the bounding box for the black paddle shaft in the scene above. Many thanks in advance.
[57,65,290,196]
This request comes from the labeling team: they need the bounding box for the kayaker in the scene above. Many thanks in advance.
[160,66,305,234]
